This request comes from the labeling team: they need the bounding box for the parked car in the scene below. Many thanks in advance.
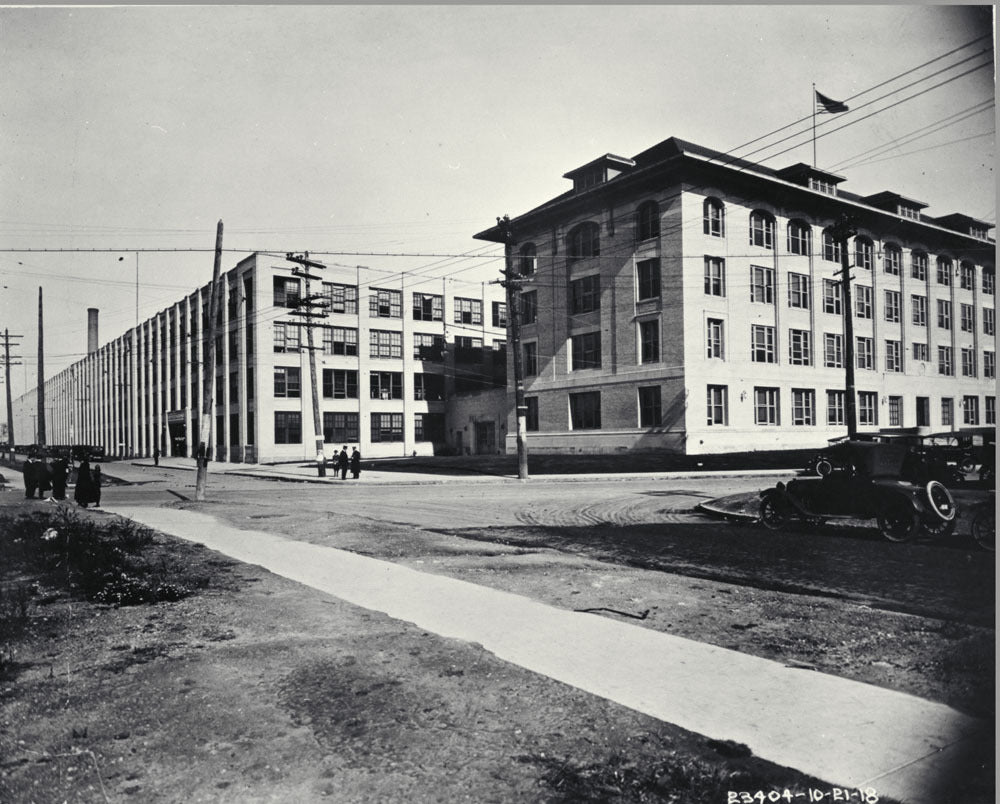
[808,433,893,477]
[762,440,957,542]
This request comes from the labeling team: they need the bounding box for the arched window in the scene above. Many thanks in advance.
[567,222,600,262]
[749,211,775,249]
[821,228,842,262]
[703,198,725,237]
[959,260,975,290]
[518,243,536,276]
[636,201,660,241]
[883,243,902,275]
[787,220,811,256]
[854,236,874,270]
[936,256,953,286]
[911,250,928,280]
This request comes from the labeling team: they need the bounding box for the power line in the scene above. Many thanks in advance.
[717,33,993,162]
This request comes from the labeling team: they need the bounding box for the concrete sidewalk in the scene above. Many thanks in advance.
[105,504,988,804]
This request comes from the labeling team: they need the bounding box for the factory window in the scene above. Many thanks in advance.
[703,198,725,237]
[567,222,600,261]
[454,297,483,325]
[413,293,443,322]
[273,366,300,398]
[322,369,358,399]
[519,243,537,276]
[787,220,811,255]
[749,211,774,249]
[569,391,601,430]
[636,201,660,241]
[274,412,301,444]
[323,412,359,444]
[370,413,403,442]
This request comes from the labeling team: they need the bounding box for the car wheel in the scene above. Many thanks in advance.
[925,480,957,521]
[877,499,922,542]
[959,456,976,475]
[971,505,995,551]
[759,495,790,530]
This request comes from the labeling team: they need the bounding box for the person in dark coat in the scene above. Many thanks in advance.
[350,447,361,479]
[23,453,41,498]
[337,446,349,480]
[90,465,102,507]
[50,457,69,501]
[74,461,95,508]
[153,447,160,466]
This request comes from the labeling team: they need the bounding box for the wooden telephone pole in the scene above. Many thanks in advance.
[195,220,224,502]
[497,215,529,481]
[36,288,45,446]
[831,215,859,439]
[3,329,23,461]
[285,252,332,478]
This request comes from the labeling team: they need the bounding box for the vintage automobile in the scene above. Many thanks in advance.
[762,440,957,542]
[808,433,895,477]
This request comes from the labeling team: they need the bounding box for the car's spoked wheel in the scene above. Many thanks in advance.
[877,500,922,542]
[759,496,790,530]
[971,505,995,551]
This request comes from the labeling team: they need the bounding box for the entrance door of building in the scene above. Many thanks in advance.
[168,421,187,458]
[475,421,495,455]
[916,397,930,428]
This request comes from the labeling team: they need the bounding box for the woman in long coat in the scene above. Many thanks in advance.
[74,461,95,508]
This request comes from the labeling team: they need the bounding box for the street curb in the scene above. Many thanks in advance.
[695,501,760,522]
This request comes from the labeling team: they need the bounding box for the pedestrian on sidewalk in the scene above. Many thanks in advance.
[74,460,95,509]
[90,465,102,508]
[50,456,69,501]
[22,451,41,499]
[350,447,361,479]
[154,446,160,466]
[337,446,349,480]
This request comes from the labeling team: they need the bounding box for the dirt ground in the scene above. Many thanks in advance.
[1,493,994,803]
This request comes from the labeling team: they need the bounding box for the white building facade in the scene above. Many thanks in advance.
[475,137,996,454]
[14,253,506,462]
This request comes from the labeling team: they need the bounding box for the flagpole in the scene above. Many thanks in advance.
[812,83,817,167]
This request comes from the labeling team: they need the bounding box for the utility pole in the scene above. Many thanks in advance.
[285,252,331,478]
[831,214,859,439]
[497,215,528,481]
[195,220,224,502]
[3,329,23,462]
[36,287,45,446]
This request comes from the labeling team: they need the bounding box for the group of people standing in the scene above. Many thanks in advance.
[333,446,361,480]
[22,451,102,508]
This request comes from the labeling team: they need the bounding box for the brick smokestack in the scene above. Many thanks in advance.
[87,308,99,354]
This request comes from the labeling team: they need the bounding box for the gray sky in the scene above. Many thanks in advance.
[0,4,994,404]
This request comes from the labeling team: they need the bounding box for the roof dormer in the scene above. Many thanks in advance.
[563,154,635,193]
[775,163,846,196]
[933,213,994,240]
[862,191,928,221]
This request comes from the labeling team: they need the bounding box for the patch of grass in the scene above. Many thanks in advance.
[0,508,190,607]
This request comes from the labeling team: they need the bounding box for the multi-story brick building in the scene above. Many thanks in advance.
[475,137,995,454]
[13,253,507,462]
